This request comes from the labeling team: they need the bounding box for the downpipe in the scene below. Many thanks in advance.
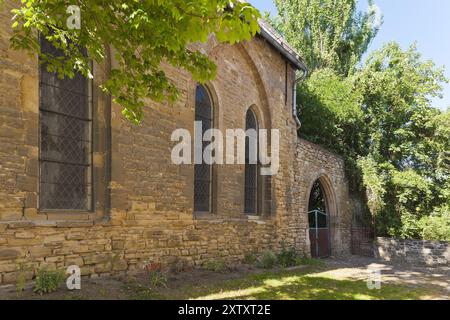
[293,68,308,130]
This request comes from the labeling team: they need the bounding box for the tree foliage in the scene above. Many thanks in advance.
[274,0,449,240]
[297,68,364,161]
[355,43,449,239]
[4,0,260,123]
[273,0,381,76]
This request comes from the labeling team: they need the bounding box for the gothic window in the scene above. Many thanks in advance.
[38,36,92,210]
[194,85,213,213]
[245,109,259,214]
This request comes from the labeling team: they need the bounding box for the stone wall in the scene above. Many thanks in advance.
[293,139,352,257]
[0,0,353,285]
[376,238,449,267]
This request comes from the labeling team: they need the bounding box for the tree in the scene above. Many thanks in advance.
[273,0,381,76]
[297,68,364,160]
[272,0,449,239]
[4,0,260,123]
[355,43,449,238]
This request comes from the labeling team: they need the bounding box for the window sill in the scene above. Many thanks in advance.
[194,212,221,220]
[0,217,110,229]
[194,212,272,224]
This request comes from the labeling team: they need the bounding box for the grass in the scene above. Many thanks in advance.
[3,259,443,300]
[129,266,437,300]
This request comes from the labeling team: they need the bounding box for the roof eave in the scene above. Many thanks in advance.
[257,21,308,74]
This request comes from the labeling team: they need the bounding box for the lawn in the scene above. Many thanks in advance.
[125,266,438,300]
[2,260,445,300]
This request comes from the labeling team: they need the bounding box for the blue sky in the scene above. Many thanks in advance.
[253,0,450,111]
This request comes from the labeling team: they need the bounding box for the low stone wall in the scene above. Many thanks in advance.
[376,237,449,267]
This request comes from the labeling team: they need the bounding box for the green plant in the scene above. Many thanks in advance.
[8,1,261,124]
[148,271,168,289]
[15,261,32,296]
[202,259,226,272]
[418,207,450,241]
[33,268,66,295]
[243,253,257,265]
[296,257,325,267]
[272,0,380,76]
[273,0,450,241]
[257,251,277,269]
[277,245,300,268]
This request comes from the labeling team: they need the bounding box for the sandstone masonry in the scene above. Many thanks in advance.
[0,1,354,284]
[376,238,450,267]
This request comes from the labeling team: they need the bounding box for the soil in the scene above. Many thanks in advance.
[0,256,448,300]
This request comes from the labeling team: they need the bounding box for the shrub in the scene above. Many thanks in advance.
[277,246,300,268]
[243,253,257,265]
[34,268,65,295]
[202,259,226,272]
[141,260,168,288]
[257,251,277,269]
[419,208,450,241]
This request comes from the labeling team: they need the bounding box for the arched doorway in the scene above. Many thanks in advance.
[308,179,331,258]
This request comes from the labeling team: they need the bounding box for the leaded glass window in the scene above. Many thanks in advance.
[39,36,92,211]
[194,85,213,213]
[245,109,258,214]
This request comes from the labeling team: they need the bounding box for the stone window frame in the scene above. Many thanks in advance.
[19,43,111,224]
[193,84,214,214]
[242,105,273,220]
[192,81,222,220]
[37,37,94,213]
[194,101,274,222]
[193,83,219,218]
[244,107,260,215]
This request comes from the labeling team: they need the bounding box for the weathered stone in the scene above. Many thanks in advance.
[376,238,449,267]
[112,240,125,250]
[0,0,358,285]
[28,246,52,258]
[0,249,23,260]
[14,231,35,239]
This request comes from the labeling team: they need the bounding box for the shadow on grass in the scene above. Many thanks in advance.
[129,268,432,300]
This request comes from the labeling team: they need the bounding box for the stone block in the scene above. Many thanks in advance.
[0,248,23,261]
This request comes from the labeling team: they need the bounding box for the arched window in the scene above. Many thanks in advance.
[245,109,259,214]
[38,35,92,211]
[194,85,213,213]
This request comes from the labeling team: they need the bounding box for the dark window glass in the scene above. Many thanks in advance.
[245,109,258,214]
[194,85,213,213]
[308,180,328,228]
[39,36,92,210]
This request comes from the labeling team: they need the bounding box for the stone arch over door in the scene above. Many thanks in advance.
[295,139,353,257]
[306,174,338,257]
